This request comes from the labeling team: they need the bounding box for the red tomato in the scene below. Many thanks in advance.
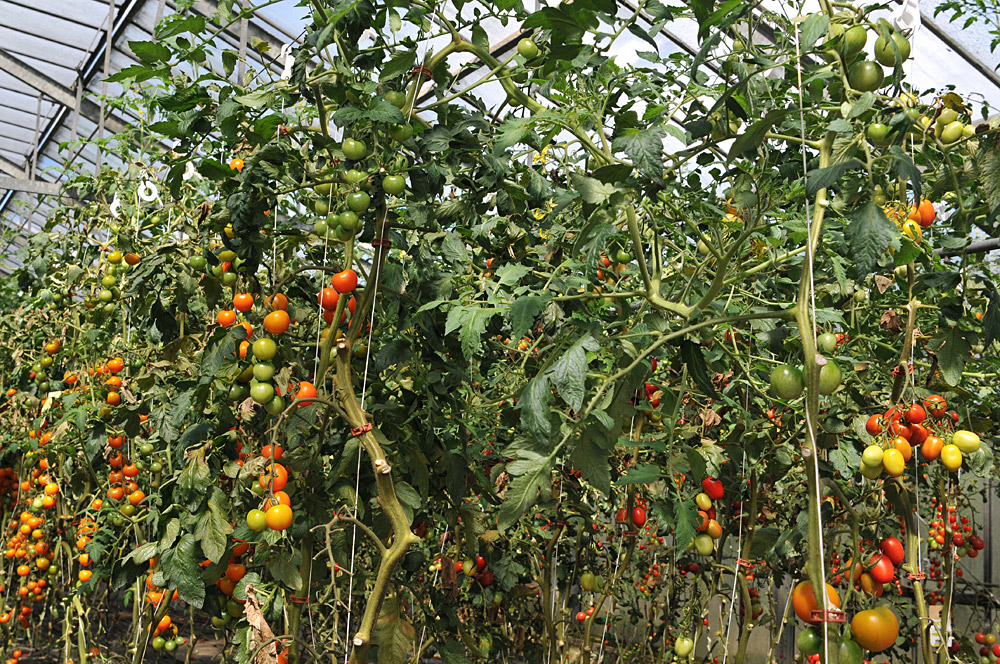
[865,415,883,436]
[868,554,895,584]
[701,477,724,501]
[905,402,926,424]
[631,507,647,527]
[850,605,898,652]
[879,537,905,566]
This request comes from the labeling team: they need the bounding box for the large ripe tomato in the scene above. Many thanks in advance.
[851,605,899,652]
[864,415,883,436]
[791,581,841,624]
[331,269,359,294]
[905,402,925,424]
[879,537,905,566]
[923,394,947,417]
[701,476,724,500]
[908,423,929,446]
[868,554,895,584]
[940,444,962,472]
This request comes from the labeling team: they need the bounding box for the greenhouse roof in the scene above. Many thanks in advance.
[0,0,998,272]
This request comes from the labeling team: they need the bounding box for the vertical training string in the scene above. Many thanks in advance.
[722,452,747,664]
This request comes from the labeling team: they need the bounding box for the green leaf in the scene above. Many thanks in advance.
[828,444,861,479]
[546,334,598,411]
[612,128,667,178]
[570,422,613,494]
[129,40,171,64]
[801,12,830,47]
[728,109,788,161]
[123,542,158,565]
[194,488,233,563]
[509,294,547,341]
[748,527,782,559]
[496,117,533,152]
[568,173,617,204]
[805,159,861,196]
[233,89,275,109]
[844,200,896,277]
[495,264,531,286]
[888,146,922,202]
[965,444,994,477]
[268,550,302,590]
[177,446,212,509]
[615,463,661,485]
[471,23,489,51]
[519,376,552,442]
[498,454,552,530]
[441,231,469,264]
[680,339,716,397]
[372,596,416,664]
[380,49,416,82]
[930,327,973,386]
[892,238,921,266]
[673,500,698,552]
[160,534,206,607]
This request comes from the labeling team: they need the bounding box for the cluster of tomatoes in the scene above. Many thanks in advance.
[692,477,724,557]
[861,396,978,477]
[103,428,151,518]
[1,460,60,630]
[792,580,899,658]
[924,497,985,605]
[149,611,188,653]
[973,630,1000,663]
[884,197,935,244]
[81,246,140,316]
[827,536,905,598]
[246,445,294,532]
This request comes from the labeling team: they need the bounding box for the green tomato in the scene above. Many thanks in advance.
[939,120,964,143]
[211,616,229,629]
[150,461,163,473]
[229,383,249,401]
[313,220,328,236]
[313,198,330,216]
[250,382,274,404]
[252,338,277,361]
[817,332,838,354]
[769,364,804,400]
[121,504,137,517]
[152,637,166,651]
[937,108,959,125]
[247,509,267,532]
[218,249,237,262]
[694,533,714,556]
[221,272,238,287]
[343,169,367,184]
[837,637,864,664]
[314,182,333,196]
[517,38,540,59]
[189,256,207,270]
[139,442,155,455]
[389,123,413,142]
[210,263,225,277]
[346,191,371,213]
[265,395,286,415]
[253,362,275,382]
[226,600,244,618]
[861,445,884,468]
[616,249,633,263]
[164,639,177,652]
[873,33,911,66]
[580,572,597,592]
[336,225,356,242]
[338,211,360,231]
[952,430,981,453]
[382,175,406,196]
[866,122,891,147]
[848,61,884,92]
[384,90,407,108]
[674,636,694,658]
[101,274,117,288]
[818,360,842,395]
[342,138,368,161]
[841,25,868,55]
[98,289,114,303]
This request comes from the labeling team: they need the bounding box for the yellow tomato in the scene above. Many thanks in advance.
[940,444,962,472]
[881,448,905,477]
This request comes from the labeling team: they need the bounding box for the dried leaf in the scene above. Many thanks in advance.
[699,408,722,429]
[244,585,279,664]
[874,274,893,294]
[440,555,457,601]
[879,309,904,333]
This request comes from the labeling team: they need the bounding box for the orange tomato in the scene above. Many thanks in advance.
[265,293,288,310]
[791,581,841,624]
[264,310,291,335]
[259,463,288,492]
[233,293,254,312]
[217,310,236,327]
[107,357,125,374]
[265,504,293,531]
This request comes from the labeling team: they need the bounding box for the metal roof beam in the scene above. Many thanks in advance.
[0,177,64,197]
[0,156,29,179]
[0,48,127,134]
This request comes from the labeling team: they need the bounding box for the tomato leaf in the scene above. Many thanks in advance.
[570,422,613,494]
[929,326,974,387]
[372,596,416,664]
[509,294,548,341]
[498,452,552,531]
[128,40,172,65]
[748,527,782,559]
[844,200,897,277]
[680,339,717,397]
[965,445,993,477]
[568,173,618,205]
[673,500,698,552]
[728,108,788,161]
[615,463,661,485]
[379,49,416,82]
[546,334,598,411]
[268,549,303,590]
[801,12,830,48]
[828,445,861,479]
[982,285,1000,347]
[805,159,861,196]
[195,487,233,563]
[160,534,206,608]
[612,127,667,178]
[519,376,552,442]
[889,146,922,203]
